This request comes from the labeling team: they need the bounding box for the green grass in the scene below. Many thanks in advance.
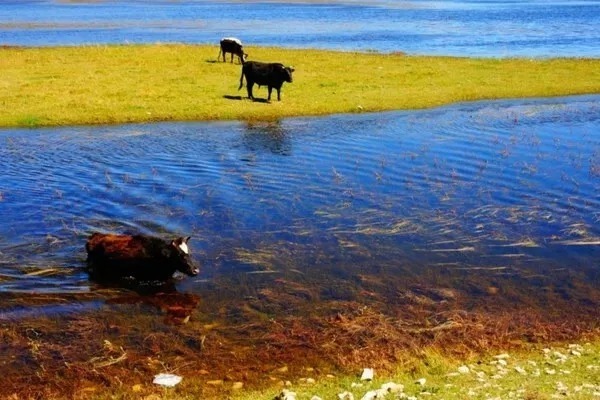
[223,341,600,400]
[1,44,599,127]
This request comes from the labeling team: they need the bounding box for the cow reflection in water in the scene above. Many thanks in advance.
[242,121,291,156]
[106,289,201,325]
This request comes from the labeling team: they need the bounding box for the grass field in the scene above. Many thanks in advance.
[1,44,600,127]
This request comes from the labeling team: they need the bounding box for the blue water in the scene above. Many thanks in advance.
[1,0,599,57]
[1,96,599,295]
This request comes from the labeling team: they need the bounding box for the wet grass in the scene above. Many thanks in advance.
[1,257,599,399]
[1,44,599,127]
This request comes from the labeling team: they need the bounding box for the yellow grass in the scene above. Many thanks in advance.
[1,44,599,127]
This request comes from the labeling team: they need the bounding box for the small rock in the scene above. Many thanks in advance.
[152,373,182,387]
[274,389,297,400]
[415,378,426,386]
[556,381,568,395]
[361,368,374,381]
[338,391,355,400]
[232,382,244,390]
[486,286,499,295]
[351,382,363,388]
[278,366,290,373]
[494,353,510,360]
[306,378,316,384]
[381,382,404,393]
[311,396,323,400]
[553,351,567,360]
[514,366,527,375]
[206,380,223,386]
[458,365,470,374]
[360,390,382,400]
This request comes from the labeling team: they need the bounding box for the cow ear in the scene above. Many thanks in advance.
[289,66,295,72]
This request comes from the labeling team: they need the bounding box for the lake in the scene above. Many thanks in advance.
[1,0,600,57]
[1,95,598,300]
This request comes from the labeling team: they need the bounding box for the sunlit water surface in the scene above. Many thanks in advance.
[0,96,599,310]
[1,0,600,57]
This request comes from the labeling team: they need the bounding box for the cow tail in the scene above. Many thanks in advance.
[238,68,245,91]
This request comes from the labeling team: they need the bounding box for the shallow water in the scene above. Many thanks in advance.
[1,96,599,305]
[1,0,600,57]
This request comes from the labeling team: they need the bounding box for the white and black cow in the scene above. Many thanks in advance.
[86,233,199,282]
[218,37,247,64]
[238,61,295,101]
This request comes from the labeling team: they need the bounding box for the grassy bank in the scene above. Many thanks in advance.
[1,44,600,127]
[227,341,600,400]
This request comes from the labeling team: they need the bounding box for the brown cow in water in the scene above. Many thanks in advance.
[85,233,199,282]
[218,37,248,64]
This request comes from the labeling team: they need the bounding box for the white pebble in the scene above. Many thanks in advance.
[458,365,470,374]
[275,389,297,400]
[361,368,374,381]
[514,366,527,375]
[415,378,427,386]
[381,382,404,393]
[338,391,354,400]
[360,390,377,400]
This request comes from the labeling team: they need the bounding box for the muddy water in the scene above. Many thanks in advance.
[1,95,599,306]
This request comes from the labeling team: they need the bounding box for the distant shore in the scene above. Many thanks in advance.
[1,44,599,128]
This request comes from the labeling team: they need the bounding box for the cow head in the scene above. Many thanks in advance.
[242,52,249,62]
[282,66,294,83]
[171,236,199,276]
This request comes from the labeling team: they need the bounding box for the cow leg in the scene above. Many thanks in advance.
[247,82,254,99]
[267,86,273,101]
[277,88,281,101]
[230,53,234,63]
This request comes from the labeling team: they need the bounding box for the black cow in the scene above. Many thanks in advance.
[85,233,199,282]
[238,61,294,101]
[218,37,247,64]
